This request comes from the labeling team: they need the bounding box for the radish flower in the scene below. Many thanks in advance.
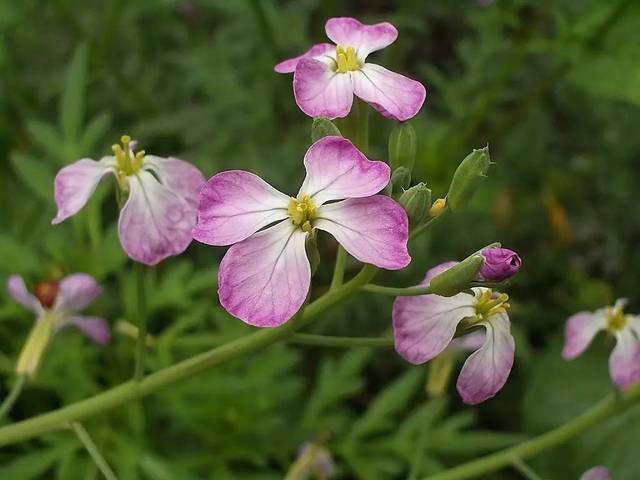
[580,467,610,480]
[7,274,109,377]
[275,17,426,121]
[193,136,410,327]
[562,299,640,389]
[393,261,515,404]
[52,136,205,266]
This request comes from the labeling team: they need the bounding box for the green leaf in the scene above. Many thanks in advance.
[0,443,75,479]
[80,112,112,153]
[25,120,66,162]
[60,43,88,141]
[0,234,42,275]
[10,151,55,202]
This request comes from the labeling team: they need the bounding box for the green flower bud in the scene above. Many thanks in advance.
[385,166,411,196]
[399,183,431,225]
[389,122,417,172]
[429,254,484,297]
[311,118,342,143]
[447,146,491,213]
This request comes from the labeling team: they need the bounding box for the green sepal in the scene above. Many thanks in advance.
[429,255,485,297]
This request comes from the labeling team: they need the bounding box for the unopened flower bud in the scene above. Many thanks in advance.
[399,183,431,225]
[479,247,522,282]
[447,146,491,213]
[311,118,342,143]
[389,122,416,172]
[386,166,411,196]
[429,254,484,297]
[429,198,446,217]
[305,231,321,276]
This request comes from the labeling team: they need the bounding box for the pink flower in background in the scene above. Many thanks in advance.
[275,17,426,121]
[393,261,515,404]
[580,466,610,480]
[52,136,205,266]
[193,136,410,327]
[562,299,640,389]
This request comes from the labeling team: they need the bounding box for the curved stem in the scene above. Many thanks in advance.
[410,210,447,241]
[71,422,118,480]
[511,458,544,480]
[330,246,348,290]
[362,284,432,297]
[424,382,640,480]
[0,376,27,420]
[0,265,377,447]
[289,333,393,348]
[133,263,147,381]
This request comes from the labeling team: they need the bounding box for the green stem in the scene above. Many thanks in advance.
[0,376,26,420]
[133,263,147,381]
[330,246,348,290]
[289,333,393,348]
[71,422,118,480]
[0,265,377,447]
[409,209,447,241]
[511,458,544,480]
[362,284,432,297]
[424,383,640,480]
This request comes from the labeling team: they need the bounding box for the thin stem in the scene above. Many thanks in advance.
[133,263,147,381]
[410,210,447,241]
[0,376,26,420]
[423,382,640,480]
[330,246,347,290]
[289,333,393,348]
[362,284,432,297]
[71,422,118,480]
[0,265,377,447]
[511,458,544,480]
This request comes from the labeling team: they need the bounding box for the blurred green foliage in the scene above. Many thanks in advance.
[1,0,640,478]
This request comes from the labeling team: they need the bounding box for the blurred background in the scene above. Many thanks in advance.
[1,0,639,478]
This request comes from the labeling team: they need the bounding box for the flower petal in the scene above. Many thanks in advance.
[193,170,289,246]
[298,136,390,205]
[52,157,116,224]
[609,327,640,388]
[218,221,310,328]
[293,58,354,119]
[561,311,607,360]
[54,274,101,312]
[63,316,111,345]
[393,264,476,366]
[352,64,426,121]
[315,196,410,270]
[143,156,205,209]
[456,313,515,404]
[119,170,198,266]
[580,467,611,480]
[450,331,486,352]
[274,43,335,73]
[6,275,41,313]
[324,17,397,60]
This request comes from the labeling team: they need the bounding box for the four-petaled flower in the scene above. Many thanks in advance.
[52,136,205,266]
[193,136,410,327]
[393,261,515,404]
[275,17,426,121]
[562,299,640,389]
[7,274,109,377]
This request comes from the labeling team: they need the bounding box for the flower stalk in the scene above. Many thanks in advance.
[70,422,118,480]
[133,263,147,381]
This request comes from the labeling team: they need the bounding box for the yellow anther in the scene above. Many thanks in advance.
[429,198,446,217]
[606,305,627,332]
[335,45,360,73]
[345,46,359,70]
[288,195,317,230]
[473,289,510,323]
[112,135,144,176]
[336,52,348,73]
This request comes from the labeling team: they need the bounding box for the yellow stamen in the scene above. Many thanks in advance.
[606,304,628,332]
[471,289,510,323]
[112,134,144,176]
[288,195,317,231]
[335,45,360,73]
[429,198,446,217]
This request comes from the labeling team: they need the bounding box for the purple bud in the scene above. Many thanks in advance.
[479,248,522,282]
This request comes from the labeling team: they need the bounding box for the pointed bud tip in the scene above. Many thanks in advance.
[479,247,522,282]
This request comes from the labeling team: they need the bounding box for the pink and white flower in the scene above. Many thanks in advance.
[52,136,205,266]
[193,136,410,328]
[275,17,426,121]
[562,299,640,389]
[580,466,610,480]
[393,261,515,404]
[7,274,109,377]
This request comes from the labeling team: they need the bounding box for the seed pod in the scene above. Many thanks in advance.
[389,122,417,172]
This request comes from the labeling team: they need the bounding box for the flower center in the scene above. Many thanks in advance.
[288,195,317,233]
[335,45,360,73]
[472,289,510,323]
[112,135,145,178]
[606,305,627,332]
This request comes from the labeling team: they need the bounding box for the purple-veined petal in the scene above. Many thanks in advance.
[119,170,197,266]
[352,64,426,121]
[274,43,335,73]
[6,275,42,313]
[315,196,410,270]
[293,58,354,119]
[450,331,486,352]
[61,315,110,345]
[456,313,515,404]
[54,274,101,312]
[193,170,289,246]
[561,311,607,360]
[143,155,205,209]
[218,221,310,328]
[609,326,640,388]
[52,157,116,224]
[324,17,397,60]
[298,136,390,205]
[580,467,611,480]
